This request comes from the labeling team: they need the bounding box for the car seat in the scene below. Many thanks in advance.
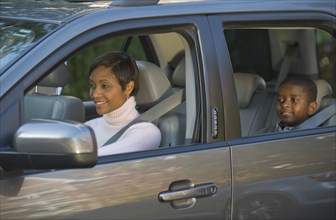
[314,79,335,126]
[161,57,186,146]
[135,61,186,147]
[24,64,85,123]
[171,57,186,92]
[233,72,267,136]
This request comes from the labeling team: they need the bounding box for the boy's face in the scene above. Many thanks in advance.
[276,84,317,127]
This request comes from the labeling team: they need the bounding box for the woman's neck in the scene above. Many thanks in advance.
[103,96,139,126]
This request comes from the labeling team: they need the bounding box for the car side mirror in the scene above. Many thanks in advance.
[0,119,97,171]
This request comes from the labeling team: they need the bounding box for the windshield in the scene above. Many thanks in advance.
[0,19,58,71]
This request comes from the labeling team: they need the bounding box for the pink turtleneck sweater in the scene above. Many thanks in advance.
[85,96,161,156]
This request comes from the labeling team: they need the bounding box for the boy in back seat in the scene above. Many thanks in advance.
[259,75,318,133]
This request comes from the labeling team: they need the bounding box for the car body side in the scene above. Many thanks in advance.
[0,0,335,219]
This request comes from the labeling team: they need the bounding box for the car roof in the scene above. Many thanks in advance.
[1,0,334,24]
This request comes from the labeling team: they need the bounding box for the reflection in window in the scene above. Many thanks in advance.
[0,19,57,70]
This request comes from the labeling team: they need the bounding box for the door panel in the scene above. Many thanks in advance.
[230,131,336,220]
[208,10,336,220]
[0,13,232,219]
[0,146,231,219]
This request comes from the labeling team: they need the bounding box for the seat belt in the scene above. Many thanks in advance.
[102,89,185,146]
[102,118,146,146]
[136,88,184,122]
[293,103,336,130]
[275,43,298,91]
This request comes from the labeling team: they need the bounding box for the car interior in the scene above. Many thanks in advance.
[23,27,335,152]
[24,64,85,123]
[225,28,336,136]
[24,31,197,149]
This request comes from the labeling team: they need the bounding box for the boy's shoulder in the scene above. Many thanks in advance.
[256,122,294,134]
[256,126,276,135]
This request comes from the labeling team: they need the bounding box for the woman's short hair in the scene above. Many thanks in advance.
[89,51,139,96]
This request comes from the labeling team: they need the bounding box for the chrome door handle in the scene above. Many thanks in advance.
[158,182,217,202]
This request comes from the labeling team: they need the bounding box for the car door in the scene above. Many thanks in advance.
[0,12,233,220]
[208,4,336,220]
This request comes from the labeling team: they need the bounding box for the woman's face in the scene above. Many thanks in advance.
[89,66,128,115]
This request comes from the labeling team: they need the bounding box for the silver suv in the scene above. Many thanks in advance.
[1,0,335,219]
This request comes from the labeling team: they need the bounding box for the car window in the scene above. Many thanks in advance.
[224,27,336,137]
[225,29,273,81]
[124,36,149,61]
[23,29,200,154]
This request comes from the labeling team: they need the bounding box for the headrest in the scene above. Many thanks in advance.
[135,61,173,110]
[38,64,69,87]
[172,57,185,88]
[234,73,266,108]
[314,79,333,109]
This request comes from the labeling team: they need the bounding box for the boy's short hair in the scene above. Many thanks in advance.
[279,75,317,102]
[89,51,139,96]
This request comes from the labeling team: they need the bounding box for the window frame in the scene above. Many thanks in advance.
[0,14,227,163]
[208,10,336,141]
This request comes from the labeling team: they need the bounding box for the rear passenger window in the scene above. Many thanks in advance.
[224,27,336,137]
